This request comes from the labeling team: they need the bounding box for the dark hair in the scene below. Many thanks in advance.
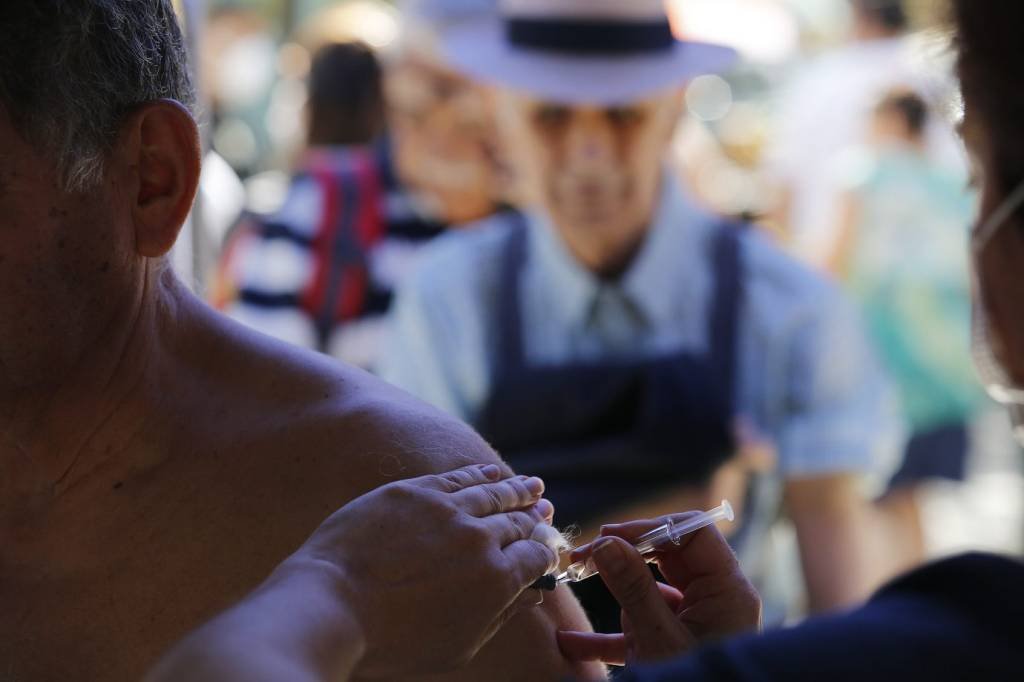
[851,0,909,32]
[876,90,929,138]
[953,1,1024,205]
[307,42,385,147]
[0,1,195,191]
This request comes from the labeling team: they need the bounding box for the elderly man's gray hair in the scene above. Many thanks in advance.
[0,0,196,192]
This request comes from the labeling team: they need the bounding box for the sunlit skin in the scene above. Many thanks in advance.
[495,89,684,277]
[0,102,600,680]
[387,56,505,225]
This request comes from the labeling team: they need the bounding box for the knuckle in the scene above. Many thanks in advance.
[436,471,466,493]
[510,511,535,539]
[382,481,417,502]
[482,548,517,589]
[507,477,530,502]
[525,539,557,574]
[466,521,496,551]
[483,484,505,515]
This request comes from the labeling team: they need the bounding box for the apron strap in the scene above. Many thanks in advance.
[706,221,745,415]
[493,211,530,371]
[493,213,745,399]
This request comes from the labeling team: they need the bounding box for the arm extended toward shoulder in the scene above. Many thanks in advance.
[153,378,604,682]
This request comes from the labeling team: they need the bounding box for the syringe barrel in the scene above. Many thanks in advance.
[560,501,734,584]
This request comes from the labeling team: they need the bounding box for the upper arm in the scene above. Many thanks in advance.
[348,398,604,681]
[420,588,605,682]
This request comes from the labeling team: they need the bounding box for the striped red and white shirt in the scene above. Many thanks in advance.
[212,143,445,368]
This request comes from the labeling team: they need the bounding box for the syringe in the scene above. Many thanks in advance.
[555,500,734,585]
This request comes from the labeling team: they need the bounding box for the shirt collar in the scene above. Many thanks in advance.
[620,175,712,327]
[525,173,714,330]
[526,208,598,330]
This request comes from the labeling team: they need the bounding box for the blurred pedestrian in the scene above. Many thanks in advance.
[212,42,442,367]
[766,0,962,268]
[213,1,511,369]
[830,90,985,569]
[386,0,512,226]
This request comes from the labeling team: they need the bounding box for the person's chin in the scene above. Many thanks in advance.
[558,200,623,223]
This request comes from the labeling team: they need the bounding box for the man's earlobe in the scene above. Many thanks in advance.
[125,100,201,258]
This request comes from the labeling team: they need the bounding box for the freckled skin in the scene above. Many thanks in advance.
[0,122,133,389]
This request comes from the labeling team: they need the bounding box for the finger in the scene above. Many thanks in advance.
[590,537,685,653]
[451,475,544,517]
[621,582,686,633]
[556,631,628,666]
[477,510,544,548]
[657,582,685,614]
[412,463,504,493]
[595,517,741,591]
[566,516,685,565]
[502,538,559,589]
[650,526,742,591]
[568,516,679,564]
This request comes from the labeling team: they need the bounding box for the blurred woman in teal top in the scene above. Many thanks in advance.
[832,90,985,566]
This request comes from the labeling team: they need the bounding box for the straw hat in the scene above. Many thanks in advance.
[442,0,737,104]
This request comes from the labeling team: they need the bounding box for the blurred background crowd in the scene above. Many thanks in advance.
[169,0,1022,629]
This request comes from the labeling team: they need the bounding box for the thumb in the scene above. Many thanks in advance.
[591,538,690,660]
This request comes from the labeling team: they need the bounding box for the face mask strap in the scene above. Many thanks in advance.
[974,177,1024,251]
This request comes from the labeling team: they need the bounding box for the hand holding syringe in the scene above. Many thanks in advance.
[553,500,734,585]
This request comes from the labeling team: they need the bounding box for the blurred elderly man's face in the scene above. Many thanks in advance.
[0,109,135,389]
[496,88,684,274]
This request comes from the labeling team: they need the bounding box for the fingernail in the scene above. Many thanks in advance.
[524,476,545,497]
[480,464,502,480]
[535,498,554,521]
[592,538,625,573]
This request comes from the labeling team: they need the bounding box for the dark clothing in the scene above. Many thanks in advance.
[889,422,969,489]
[618,553,1024,681]
[476,216,744,530]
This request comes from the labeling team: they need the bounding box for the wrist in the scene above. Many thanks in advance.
[268,556,367,680]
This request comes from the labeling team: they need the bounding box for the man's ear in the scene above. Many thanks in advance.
[119,100,201,258]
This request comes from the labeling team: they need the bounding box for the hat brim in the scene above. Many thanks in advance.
[442,19,738,105]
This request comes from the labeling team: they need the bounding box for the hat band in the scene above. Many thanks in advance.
[505,17,676,55]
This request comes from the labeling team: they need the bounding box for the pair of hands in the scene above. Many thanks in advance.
[280,463,560,679]
[557,513,762,668]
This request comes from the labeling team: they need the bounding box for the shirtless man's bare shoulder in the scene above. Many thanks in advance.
[0,299,600,681]
[189,310,602,682]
